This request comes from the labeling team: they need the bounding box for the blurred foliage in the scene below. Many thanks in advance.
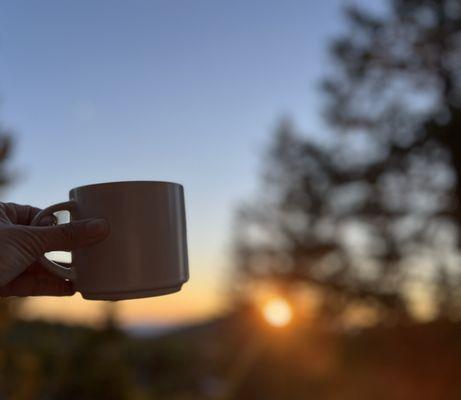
[0,313,460,399]
[233,0,461,323]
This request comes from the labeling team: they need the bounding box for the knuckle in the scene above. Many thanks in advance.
[0,225,44,267]
[0,224,15,236]
[0,203,8,218]
[13,226,45,256]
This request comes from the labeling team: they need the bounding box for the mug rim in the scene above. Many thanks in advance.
[70,180,183,195]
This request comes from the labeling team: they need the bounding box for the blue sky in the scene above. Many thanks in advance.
[0,0,376,325]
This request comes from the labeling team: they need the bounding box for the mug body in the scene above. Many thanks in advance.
[69,181,189,300]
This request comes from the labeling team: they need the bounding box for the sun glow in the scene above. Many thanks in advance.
[262,298,293,327]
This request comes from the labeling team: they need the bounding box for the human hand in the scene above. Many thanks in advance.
[0,202,109,296]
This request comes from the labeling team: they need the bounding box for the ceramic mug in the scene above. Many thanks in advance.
[31,181,189,300]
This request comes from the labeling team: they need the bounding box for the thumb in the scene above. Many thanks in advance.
[26,218,110,253]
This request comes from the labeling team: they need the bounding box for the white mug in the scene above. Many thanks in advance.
[31,181,189,300]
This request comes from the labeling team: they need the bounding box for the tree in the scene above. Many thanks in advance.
[0,131,12,196]
[233,0,461,323]
[0,128,14,331]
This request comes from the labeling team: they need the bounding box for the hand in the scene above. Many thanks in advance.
[0,202,109,297]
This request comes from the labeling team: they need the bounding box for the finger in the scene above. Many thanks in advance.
[24,218,110,253]
[0,203,9,222]
[3,203,39,225]
[3,203,56,226]
[36,214,58,227]
[0,272,75,297]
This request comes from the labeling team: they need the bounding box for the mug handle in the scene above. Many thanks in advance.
[31,200,78,281]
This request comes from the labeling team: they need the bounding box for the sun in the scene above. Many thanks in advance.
[262,298,293,327]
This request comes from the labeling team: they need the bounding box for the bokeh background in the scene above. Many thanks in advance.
[1,0,461,399]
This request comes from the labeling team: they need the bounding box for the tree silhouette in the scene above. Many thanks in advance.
[0,131,13,332]
[0,129,12,195]
[234,0,461,322]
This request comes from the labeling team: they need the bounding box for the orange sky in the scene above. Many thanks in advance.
[19,255,227,328]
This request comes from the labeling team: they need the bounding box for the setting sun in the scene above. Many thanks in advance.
[262,298,293,327]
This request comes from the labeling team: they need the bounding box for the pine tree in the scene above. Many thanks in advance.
[234,0,461,322]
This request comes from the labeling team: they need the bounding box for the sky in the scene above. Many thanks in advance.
[0,0,375,327]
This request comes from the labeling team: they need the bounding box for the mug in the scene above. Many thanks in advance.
[31,181,189,300]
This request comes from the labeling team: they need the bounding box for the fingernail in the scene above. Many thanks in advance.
[85,218,109,237]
